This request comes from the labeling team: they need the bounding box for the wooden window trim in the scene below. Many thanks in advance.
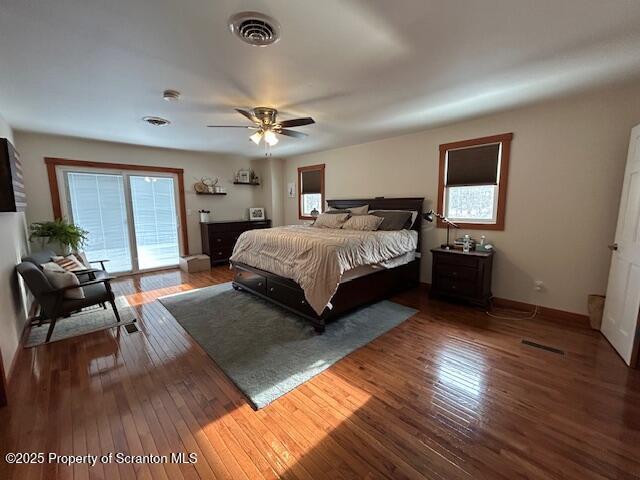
[298,163,325,220]
[44,157,189,255]
[436,133,513,231]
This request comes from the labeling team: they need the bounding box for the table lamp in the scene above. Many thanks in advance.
[423,210,459,250]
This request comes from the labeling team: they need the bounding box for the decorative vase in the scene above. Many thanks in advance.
[39,238,71,255]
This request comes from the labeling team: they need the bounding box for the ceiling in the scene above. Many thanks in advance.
[2,0,640,158]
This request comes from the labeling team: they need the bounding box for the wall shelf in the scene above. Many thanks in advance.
[196,191,227,196]
[233,181,260,186]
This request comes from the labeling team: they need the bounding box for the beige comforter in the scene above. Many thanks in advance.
[230,225,418,315]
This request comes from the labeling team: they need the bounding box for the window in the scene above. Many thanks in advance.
[437,133,512,230]
[298,164,325,219]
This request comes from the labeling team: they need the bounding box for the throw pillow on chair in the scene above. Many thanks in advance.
[41,262,85,299]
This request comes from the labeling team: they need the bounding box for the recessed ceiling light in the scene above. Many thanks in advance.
[163,89,180,101]
[229,12,280,47]
[142,116,170,126]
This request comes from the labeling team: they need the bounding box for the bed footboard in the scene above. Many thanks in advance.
[231,260,419,333]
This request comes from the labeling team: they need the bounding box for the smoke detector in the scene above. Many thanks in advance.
[229,12,280,47]
[142,116,170,126]
[163,89,181,101]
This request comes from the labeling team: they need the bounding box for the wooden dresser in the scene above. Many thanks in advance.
[430,248,494,306]
[201,220,271,265]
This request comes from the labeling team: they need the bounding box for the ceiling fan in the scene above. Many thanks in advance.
[207,107,315,148]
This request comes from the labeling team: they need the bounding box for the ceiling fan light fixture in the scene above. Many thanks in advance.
[250,131,263,145]
[142,116,170,126]
[264,130,279,146]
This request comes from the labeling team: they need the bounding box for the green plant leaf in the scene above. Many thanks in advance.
[29,218,89,251]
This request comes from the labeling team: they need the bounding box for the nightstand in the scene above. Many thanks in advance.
[430,248,494,306]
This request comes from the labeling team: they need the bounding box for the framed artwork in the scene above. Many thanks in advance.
[238,170,251,183]
[287,182,295,198]
[249,207,266,221]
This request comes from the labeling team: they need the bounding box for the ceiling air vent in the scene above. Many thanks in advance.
[142,116,170,126]
[229,12,280,47]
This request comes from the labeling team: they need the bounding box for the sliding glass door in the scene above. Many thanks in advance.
[129,175,179,270]
[66,172,133,272]
[62,169,181,274]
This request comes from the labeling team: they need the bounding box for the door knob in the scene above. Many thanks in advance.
[608,243,618,251]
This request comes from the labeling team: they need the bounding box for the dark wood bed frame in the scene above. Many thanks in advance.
[231,197,424,333]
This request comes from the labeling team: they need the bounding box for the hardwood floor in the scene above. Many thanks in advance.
[1,266,639,479]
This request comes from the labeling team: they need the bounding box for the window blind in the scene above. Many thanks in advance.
[66,172,132,272]
[446,143,500,186]
[301,170,322,194]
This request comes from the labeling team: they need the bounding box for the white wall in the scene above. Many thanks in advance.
[0,112,14,143]
[284,82,640,315]
[251,157,285,227]
[0,114,29,382]
[15,132,276,254]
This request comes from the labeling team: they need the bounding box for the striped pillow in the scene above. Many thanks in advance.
[52,254,86,272]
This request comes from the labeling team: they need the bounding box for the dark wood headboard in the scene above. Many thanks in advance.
[326,197,424,251]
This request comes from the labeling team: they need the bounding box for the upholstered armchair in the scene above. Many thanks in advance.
[17,249,121,342]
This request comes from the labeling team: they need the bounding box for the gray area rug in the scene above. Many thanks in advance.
[25,296,136,347]
[158,282,417,409]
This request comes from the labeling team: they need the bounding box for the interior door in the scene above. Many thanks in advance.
[602,124,640,366]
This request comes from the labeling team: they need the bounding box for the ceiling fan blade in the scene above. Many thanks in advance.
[206,125,258,129]
[235,108,259,124]
[278,117,315,128]
[277,128,308,139]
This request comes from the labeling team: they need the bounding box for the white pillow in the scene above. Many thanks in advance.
[42,262,85,299]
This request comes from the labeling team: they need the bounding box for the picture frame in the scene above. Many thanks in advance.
[238,170,251,183]
[287,182,295,198]
[249,207,266,221]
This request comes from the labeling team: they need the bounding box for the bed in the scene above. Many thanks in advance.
[230,197,423,332]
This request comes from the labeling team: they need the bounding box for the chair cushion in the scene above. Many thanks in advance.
[73,251,91,268]
[62,282,111,312]
[22,249,58,268]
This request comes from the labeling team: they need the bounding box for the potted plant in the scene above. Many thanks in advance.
[29,219,89,254]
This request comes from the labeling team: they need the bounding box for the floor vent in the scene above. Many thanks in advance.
[521,339,564,355]
[125,322,140,334]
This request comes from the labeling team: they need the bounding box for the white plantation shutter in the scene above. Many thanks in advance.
[66,172,132,272]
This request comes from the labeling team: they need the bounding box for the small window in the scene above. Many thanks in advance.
[298,164,325,219]
[438,133,512,230]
